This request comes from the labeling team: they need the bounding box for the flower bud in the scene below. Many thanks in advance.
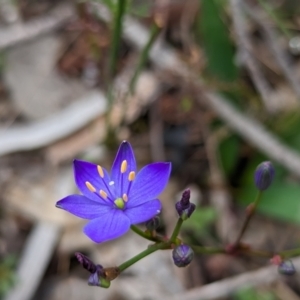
[180,189,191,209]
[145,216,160,231]
[172,245,194,268]
[75,252,110,288]
[88,265,110,288]
[278,260,296,276]
[75,252,97,273]
[254,161,275,191]
[175,189,195,220]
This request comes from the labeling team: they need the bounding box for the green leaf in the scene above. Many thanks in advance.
[196,0,238,81]
[218,134,240,176]
[234,287,276,300]
[237,182,300,224]
[181,207,217,235]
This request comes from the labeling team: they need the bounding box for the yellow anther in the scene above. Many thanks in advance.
[121,160,127,173]
[97,165,104,178]
[100,190,108,199]
[128,171,135,181]
[122,193,128,202]
[85,181,96,192]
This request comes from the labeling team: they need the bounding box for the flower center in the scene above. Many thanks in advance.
[85,162,136,205]
[114,198,125,209]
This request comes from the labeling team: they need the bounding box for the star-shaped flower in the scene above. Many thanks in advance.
[56,141,171,243]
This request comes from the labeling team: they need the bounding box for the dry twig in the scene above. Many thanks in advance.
[165,256,300,300]
[0,91,107,156]
[0,3,74,49]
[229,0,276,113]
[243,2,300,100]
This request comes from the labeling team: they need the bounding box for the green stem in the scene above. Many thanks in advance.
[170,218,183,244]
[130,225,162,242]
[109,0,127,79]
[129,22,161,93]
[280,248,300,259]
[191,246,226,255]
[118,242,169,272]
[234,191,263,246]
[240,248,272,258]
[257,0,292,39]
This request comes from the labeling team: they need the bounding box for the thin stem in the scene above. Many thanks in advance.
[118,242,169,272]
[240,248,272,258]
[256,0,292,39]
[108,0,127,79]
[169,218,183,244]
[279,248,300,259]
[130,225,161,242]
[234,191,263,246]
[191,246,226,255]
[129,22,161,93]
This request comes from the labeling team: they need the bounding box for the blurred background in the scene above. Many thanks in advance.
[1,0,300,299]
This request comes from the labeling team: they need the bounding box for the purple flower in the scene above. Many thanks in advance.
[56,141,171,243]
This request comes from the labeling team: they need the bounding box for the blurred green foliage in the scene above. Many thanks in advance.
[181,207,217,239]
[234,287,277,300]
[196,0,238,82]
[0,255,16,298]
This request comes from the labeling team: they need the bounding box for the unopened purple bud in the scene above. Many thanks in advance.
[175,189,195,219]
[278,260,296,276]
[254,161,275,191]
[75,252,97,273]
[180,189,191,209]
[172,245,194,268]
[88,265,110,288]
[145,216,160,231]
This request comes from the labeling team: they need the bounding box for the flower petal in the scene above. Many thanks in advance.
[56,195,112,219]
[83,209,130,243]
[110,141,137,196]
[73,159,114,202]
[127,162,171,207]
[125,199,162,224]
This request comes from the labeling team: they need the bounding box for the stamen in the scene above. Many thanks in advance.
[86,181,96,192]
[128,171,135,181]
[121,160,127,173]
[122,193,128,202]
[99,190,108,199]
[109,181,114,186]
[97,165,104,178]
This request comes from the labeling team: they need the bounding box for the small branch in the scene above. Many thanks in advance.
[4,222,61,300]
[149,98,166,162]
[0,3,74,49]
[206,92,300,178]
[109,0,127,79]
[129,22,161,93]
[229,0,275,113]
[243,2,300,100]
[165,255,300,300]
[0,91,107,156]
[233,191,263,246]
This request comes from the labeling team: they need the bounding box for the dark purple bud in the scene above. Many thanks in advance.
[88,265,110,288]
[254,161,275,191]
[180,189,191,209]
[75,252,110,287]
[145,216,160,231]
[172,245,194,268]
[278,260,296,276]
[75,252,97,273]
[175,189,195,220]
